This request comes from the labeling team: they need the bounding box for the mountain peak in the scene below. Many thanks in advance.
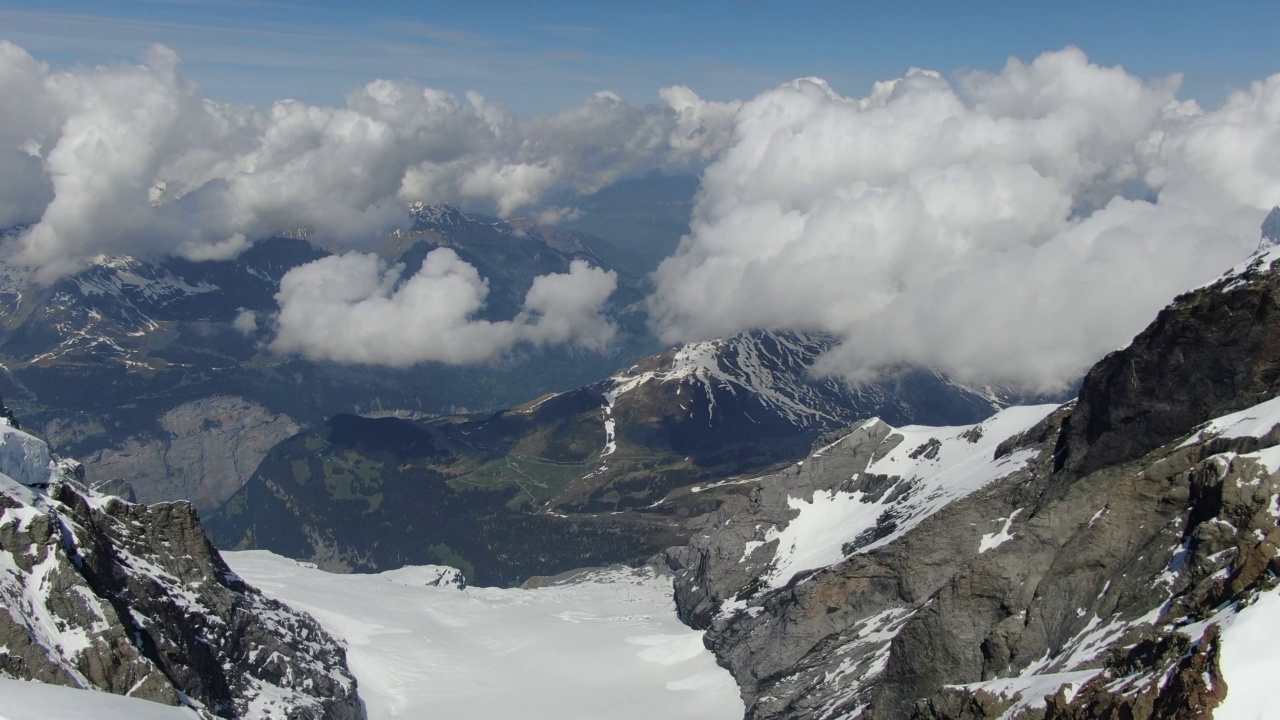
[408,202,473,229]
[1260,205,1280,251]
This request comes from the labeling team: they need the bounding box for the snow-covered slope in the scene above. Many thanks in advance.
[670,387,1280,719]
[0,676,201,720]
[755,404,1059,591]
[595,330,1033,439]
[226,550,742,720]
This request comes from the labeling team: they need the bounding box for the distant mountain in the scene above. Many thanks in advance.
[208,329,1057,586]
[0,207,659,511]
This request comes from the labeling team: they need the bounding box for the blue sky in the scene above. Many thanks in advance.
[2,0,1279,113]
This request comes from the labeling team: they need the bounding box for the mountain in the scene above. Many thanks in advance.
[0,397,364,718]
[0,206,657,512]
[660,224,1280,718]
[208,329,1056,586]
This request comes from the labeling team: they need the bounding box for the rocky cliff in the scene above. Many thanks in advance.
[83,396,300,511]
[0,401,364,719]
[667,233,1280,718]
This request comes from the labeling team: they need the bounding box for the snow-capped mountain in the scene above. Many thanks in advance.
[209,329,1057,587]
[0,209,654,512]
[0,399,362,718]
[662,220,1280,719]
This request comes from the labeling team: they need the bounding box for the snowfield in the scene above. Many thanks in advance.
[224,551,742,720]
[0,676,200,720]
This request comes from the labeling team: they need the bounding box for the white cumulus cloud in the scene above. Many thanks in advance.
[268,249,618,367]
[650,48,1280,392]
[0,41,740,282]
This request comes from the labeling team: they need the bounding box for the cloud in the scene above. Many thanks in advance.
[0,41,740,281]
[6,40,1280,379]
[650,48,1280,392]
[233,308,258,335]
[268,249,617,366]
[533,206,584,225]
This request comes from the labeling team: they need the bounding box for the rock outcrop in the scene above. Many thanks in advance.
[82,396,300,511]
[0,403,363,719]
[667,237,1280,718]
[1058,246,1280,478]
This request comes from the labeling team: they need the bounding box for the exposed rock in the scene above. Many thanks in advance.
[666,239,1280,718]
[82,396,300,510]
[1058,249,1280,478]
[0,420,363,719]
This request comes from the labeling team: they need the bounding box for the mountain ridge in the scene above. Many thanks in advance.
[660,223,1280,719]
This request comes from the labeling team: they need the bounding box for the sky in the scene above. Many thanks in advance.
[3,2,1280,392]
[3,0,1280,114]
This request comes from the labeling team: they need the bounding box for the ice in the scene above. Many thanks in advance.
[226,551,742,720]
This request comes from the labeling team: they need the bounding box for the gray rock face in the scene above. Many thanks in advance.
[667,246,1280,718]
[80,396,300,511]
[0,418,363,719]
[1058,245,1280,479]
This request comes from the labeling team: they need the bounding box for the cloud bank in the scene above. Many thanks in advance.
[4,41,1279,380]
[269,250,618,366]
[651,48,1280,391]
[0,41,738,281]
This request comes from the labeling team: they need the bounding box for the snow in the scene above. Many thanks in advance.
[1242,444,1280,474]
[602,417,617,457]
[757,404,1059,589]
[0,678,201,720]
[949,670,1099,720]
[1180,393,1280,447]
[1204,243,1280,294]
[225,551,741,720]
[979,509,1023,553]
[762,490,882,588]
[0,424,58,487]
[1204,586,1280,720]
[598,332,847,430]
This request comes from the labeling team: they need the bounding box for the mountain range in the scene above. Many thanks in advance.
[207,328,1051,586]
[3,199,1279,719]
[0,205,659,512]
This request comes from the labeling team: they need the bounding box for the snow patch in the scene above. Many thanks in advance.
[979,509,1023,553]
[1180,393,1280,448]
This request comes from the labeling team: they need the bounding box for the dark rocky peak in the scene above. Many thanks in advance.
[0,420,363,718]
[1056,240,1280,478]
